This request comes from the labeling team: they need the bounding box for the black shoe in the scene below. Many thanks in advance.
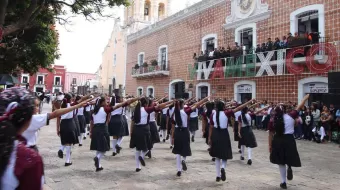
[79,144,82,147]
[240,156,245,160]
[212,158,216,162]
[160,134,162,137]
[112,152,117,156]
[221,168,226,181]
[58,150,63,159]
[116,145,122,154]
[65,162,72,167]
[287,167,293,180]
[87,133,90,135]
[83,137,86,140]
[163,139,166,143]
[182,160,187,171]
[139,156,146,166]
[216,177,221,182]
[191,136,195,142]
[176,171,181,177]
[238,150,242,154]
[136,168,141,172]
[166,134,170,140]
[147,151,152,158]
[280,182,287,189]
[94,157,99,168]
[170,146,173,149]
[247,159,252,165]
[96,167,103,172]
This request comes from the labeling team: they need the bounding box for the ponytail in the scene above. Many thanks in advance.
[274,106,285,135]
[93,97,105,115]
[61,98,67,108]
[134,101,141,123]
[110,96,116,106]
[174,100,183,127]
[215,101,225,129]
[241,107,249,125]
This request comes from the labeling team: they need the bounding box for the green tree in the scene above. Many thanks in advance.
[0,0,129,74]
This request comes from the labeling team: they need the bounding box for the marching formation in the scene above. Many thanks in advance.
[0,87,310,189]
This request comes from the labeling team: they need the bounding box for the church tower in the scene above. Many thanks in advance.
[123,0,172,34]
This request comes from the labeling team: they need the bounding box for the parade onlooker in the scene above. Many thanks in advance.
[320,105,332,142]
[311,104,320,128]
[304,107,314,140]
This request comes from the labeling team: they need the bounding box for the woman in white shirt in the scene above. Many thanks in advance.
[209,99,253,182]
[108,95,128,156]
[159,99,169,142]
[188,103,199,142]
[171,97,209,177]
[238,106,257,166]
[90,96,138,172]
[130,97,172,172]
[75,95,87,146]
[269,94,309,189]
[312,125,326,143]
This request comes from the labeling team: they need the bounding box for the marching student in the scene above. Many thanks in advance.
[75,95,87,146]
[84,99,93,138]
[91,96,138,172]
[188,104,199,142]
[202,101,215,160]
[269,94,309,189]
[130,97,172,172]
[117,97,130,150]
[209,99,254,182]
[167,103,175,149]
[108,95,128,156]
[172,97,209,177]
[56,93,79,166]
[0,87,44,190]
[160,99,169,142]
[238,106,258,165]
[311,124,326,143]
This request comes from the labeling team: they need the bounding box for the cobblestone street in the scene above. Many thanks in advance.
[39,104,340,190]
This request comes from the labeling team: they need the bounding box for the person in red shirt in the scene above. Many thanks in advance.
[0,87,44,190]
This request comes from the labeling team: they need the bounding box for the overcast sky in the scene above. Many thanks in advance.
[54,0,201,73]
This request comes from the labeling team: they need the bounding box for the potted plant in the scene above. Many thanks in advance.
[151,59,158,66]
[134,64,139,69]
[143,62,148,67]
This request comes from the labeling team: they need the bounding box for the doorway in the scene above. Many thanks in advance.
[205,38,215,53]
[169,80,185,99]
[240,93,252,104]
[35,87,43,92]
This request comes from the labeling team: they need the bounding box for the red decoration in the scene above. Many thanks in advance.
[306,43,337,74]
[285,47,305,74]
[211,59,224,79]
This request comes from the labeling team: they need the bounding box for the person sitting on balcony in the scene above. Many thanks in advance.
[287,33,293,43]
[234,42,241,50]
[213,48,220,59]
[226,46,231,57]
[208,49,214,60]
[273,38,281,50]
[197,51,205,62]
[266,38,273,52]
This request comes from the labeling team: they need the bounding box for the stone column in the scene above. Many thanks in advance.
[167,0,172,16]
[151,0,158,22]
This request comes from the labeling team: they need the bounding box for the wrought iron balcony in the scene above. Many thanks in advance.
[132,63,169,78]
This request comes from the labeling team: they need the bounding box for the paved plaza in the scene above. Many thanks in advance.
[39,104,340,190]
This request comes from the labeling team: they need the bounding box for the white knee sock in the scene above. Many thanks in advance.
[162,130,166,140]
[169,134,172,145]
[141,151,147,159]
[247,147,252,160]
[96,151,105,168]
[176,154,182,172]
[84,126,87,137]
[117,137,124,146]
[215,158,221,177]
[60,145,65,151]
[65,146,71,163]
[182,156,186,161]
[221,160,227,169]
[279,165,286,183]
[241,145,245,157]
[135,150,141,169]
[191,131,196,137]
[79,134,84,144]
[111,139,117,153]
[144,150,150,157]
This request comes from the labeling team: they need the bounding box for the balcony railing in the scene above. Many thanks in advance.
[132,63,169,78]
[191,40,340,80]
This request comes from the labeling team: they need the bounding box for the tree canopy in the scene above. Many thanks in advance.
[0,0,129,74]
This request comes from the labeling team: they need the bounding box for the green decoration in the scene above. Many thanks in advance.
[245,54,256,77]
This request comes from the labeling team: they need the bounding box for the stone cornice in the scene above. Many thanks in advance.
[127,0,225,43]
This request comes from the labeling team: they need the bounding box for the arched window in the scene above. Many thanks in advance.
[147,86,155,98]
[158,45,168,70]
[201,34,217,53]
[138,52,145,66]
[235,23,257,52]
[137,86,143,96]
[158,3,165,18]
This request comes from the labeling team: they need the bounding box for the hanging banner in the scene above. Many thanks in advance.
[237,85,252,93]
[303,83,328,93]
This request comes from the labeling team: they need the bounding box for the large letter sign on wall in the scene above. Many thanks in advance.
[306,43,337,74]
[245,55,256,77]
[256,51,275,76]
[197,60,214,80]
[211,59,224,79]
[276,49,285,75]
[286,47,305,74]
[187,63,197,80]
